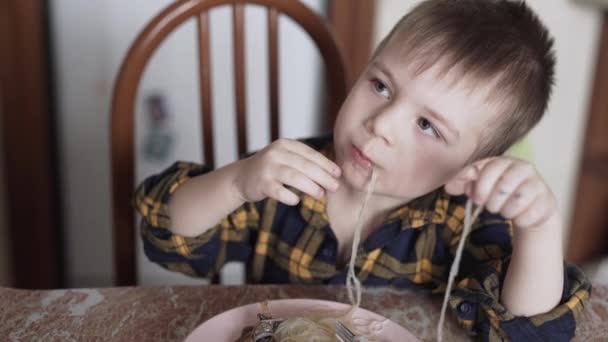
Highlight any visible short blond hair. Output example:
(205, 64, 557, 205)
(374, 0, 555, 159)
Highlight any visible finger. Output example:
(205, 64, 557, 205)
(282, 139, 341, 176)
(500, 178, 544, 219)
(282, 151, 340, 192)
(513, 193, 555, 229)
(485, 162, 536, 213)
(470, 157, 495, 170)
(277, 166, 325, 199)
(472, 158, 514, 206)
(265, 181, 300, 206)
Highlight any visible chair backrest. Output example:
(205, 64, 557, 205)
(110, 0, 350, 286)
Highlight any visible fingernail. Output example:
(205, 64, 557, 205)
(333, 167, 342, 176)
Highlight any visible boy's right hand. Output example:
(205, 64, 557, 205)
(233, 139, 342, 205)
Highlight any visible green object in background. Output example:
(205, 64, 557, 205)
(507, 137, 534, 162)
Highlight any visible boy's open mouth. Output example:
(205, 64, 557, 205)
(351, 144, 374, 170)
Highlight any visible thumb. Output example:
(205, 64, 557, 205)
(445, 165, 478, 196)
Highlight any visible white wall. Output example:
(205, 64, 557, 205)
(50, 0, 326, 287)
(373, 0, 602, 245)
(525, 1, 600, 244)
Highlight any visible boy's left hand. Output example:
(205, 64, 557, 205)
(445, 157, 559, 231)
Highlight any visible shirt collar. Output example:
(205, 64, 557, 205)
(299, 187, 450, 229)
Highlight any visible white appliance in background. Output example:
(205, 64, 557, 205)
(595, 259, 608, 285)
(50, 0, 328, 287)
(574, 0, 608, 8)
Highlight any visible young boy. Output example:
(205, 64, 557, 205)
(134, 0, 590, 340)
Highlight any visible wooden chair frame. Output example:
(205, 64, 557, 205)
(110, 0, 349, 285)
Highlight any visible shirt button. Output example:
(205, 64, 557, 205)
(458, 302, 472, 315)
(321, 248, 332, 258)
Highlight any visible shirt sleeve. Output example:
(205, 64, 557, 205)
(443, 204, 591, 341)
(133, 161, 261, 278)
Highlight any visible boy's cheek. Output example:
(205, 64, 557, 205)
(386, 154, 461, 197)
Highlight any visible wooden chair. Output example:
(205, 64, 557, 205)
(110, 0, 350, 286)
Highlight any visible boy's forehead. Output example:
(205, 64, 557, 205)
(378, 32, 503, 92)
(376, 49, 501, 111)
(378, 39, 481, 90)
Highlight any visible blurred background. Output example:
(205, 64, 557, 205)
(1, 0, 607, 289)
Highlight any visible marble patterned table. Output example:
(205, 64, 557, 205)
(1, 284, 606, 341)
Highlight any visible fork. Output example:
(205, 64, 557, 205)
(335, 320, 367, 342)
(253, 317, 285, 342)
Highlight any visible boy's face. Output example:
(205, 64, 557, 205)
(333, 38, 500, 204)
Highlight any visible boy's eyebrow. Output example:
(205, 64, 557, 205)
(372, 61, 397, 89)
(424, 106, 460, 140)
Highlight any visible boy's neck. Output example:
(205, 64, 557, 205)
(325, 175, 412, 263)
(329, 174, 412, 222)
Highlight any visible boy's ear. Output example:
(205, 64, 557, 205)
(445, 165, 479, 197)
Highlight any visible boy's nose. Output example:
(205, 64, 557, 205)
(365, 110, 396, 146)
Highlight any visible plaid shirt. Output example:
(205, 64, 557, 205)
(134, 136, 590, 341)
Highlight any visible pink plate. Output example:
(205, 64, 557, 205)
(185, 298, 419, 341)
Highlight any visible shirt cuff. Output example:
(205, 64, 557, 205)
(449, 260, 591, 341)
(141, 220, 223, 276)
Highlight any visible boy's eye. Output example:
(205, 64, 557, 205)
(417, 117, 441, 139)
(371, 78, 391, 99)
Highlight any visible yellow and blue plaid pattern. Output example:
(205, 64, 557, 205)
(134, 136, 590, 341)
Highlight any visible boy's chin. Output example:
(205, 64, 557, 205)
(341, 163, 374, 192)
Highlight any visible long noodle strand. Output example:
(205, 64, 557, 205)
(437, 199, 483, 342)
(346, 168, 378, 313)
